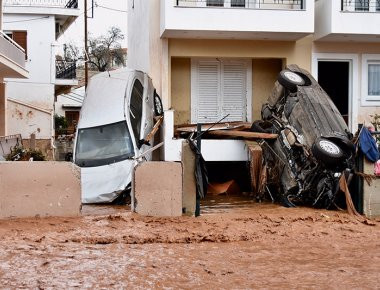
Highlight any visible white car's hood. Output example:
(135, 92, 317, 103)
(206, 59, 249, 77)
(81, 159, 134, 204)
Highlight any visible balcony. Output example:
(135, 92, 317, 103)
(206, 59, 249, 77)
(161, 0, 314, 40)
(55, 60, 78, 96)
(0, 31, 28, 78)
(315, 0, 380, 42)
(3, 0, 78, 9)
(56, 60, 76, 79)
(3, 0, 80, 39)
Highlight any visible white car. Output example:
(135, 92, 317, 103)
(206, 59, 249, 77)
(73, 68, 163, 203)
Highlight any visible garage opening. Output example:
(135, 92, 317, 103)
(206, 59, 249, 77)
(317, 61, 350, 125)
(201, 161, 255, 214)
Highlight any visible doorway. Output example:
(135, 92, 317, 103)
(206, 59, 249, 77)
(317, 61, 350, 125)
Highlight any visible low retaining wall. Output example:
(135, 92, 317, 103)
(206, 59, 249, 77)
(0, 161, 81, 219)
(363, 159, 380, 218)
(133, 161, 182, 217)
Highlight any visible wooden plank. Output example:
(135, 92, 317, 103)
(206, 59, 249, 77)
(207, 130, 278, 140)
(145, 116, 163, 143)
(176, 122, 250, 133)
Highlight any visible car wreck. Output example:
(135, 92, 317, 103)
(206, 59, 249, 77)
(257, 65, 355, 208)
(73, 69, 163, 204)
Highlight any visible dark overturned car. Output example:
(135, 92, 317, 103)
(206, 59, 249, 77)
(256, 65, 355, 208)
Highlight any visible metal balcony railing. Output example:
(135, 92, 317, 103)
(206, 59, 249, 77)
(56, 60, 76, 79)
(341, 0, 380, 12)
(0, 31, 26, 68)
(4, 0, 78, 8)
(175, 0, 305, 10)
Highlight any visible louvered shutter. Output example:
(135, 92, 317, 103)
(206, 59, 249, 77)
(221, 62, 247, 122)
(191, 59, 250, 123)
(195, 61, 221, 123)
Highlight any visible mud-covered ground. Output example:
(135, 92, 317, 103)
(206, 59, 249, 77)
(0, 196, 379, 289)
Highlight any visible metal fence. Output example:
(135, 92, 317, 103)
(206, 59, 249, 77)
(0, 134, 22, 158)
(56, 60, 77, 79)
(175, 0, 305, 9)
(4, 0, 78, 8)
(341, 0, 380, 12)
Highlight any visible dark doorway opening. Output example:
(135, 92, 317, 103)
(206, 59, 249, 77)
(318, 61, 350, 125)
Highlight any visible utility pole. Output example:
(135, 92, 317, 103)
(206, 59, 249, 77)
(84, 0, 88, 89)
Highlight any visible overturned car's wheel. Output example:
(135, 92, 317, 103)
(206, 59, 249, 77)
(154, 91, 163, 116)
(278, 70, 305, 92)
(312, 137, 344, 167)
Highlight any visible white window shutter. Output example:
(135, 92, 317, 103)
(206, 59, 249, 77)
(195, 61, 221, 123)
(221, 62, 247, 122)
(191, 59, 250, 124)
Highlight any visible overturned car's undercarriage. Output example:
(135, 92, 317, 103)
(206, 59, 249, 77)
(256, 65, 355, 208)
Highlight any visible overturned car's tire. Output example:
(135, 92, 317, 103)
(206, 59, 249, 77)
(312, 137, 344, 167)
(278, 70, 305, 92)
(250, 120, 274, 134)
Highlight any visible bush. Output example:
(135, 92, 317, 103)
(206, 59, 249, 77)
(54, 114, 68, 135)
(6, 145, 46, 161)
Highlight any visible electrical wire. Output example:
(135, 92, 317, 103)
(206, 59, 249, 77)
(94, 3, 127, 13)
(3, 16, 50, 23)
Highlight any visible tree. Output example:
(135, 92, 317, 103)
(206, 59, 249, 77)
(62, 26, 126, 72)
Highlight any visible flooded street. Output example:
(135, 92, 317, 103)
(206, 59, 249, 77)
(0, 198, 380, 288)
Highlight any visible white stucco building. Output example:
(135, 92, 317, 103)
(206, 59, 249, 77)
(3, 0, 80, 158)
(0, 0, 28, 138)
(127, 0, 380, 162)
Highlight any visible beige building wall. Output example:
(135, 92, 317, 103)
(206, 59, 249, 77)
(313, 42, 380, 126)
(169, 37, 311, 125)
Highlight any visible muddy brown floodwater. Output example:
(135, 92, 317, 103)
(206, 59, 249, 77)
(0, 195, 380, 289)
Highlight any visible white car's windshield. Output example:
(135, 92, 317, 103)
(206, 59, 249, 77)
(75, 121, 134, 167)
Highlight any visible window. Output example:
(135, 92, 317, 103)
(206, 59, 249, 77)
(205, 0, 246, 7)
(362, 55, 380, 106)
(129, 79, 144, 142)
(5, 31, 27, 59)
(231, 0, 245, 7)
(368, 64, 380, 96)
(75, 121, 134, 167)
(377, 0, 380, 11)
(207, 0, 224, 6)
(355, 0, 369, 11)
(191, 59, 251, 123)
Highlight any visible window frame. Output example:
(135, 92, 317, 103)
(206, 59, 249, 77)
(190, 58, 252, 124)
(362, 54, 380, 106)
(128, 78, 144, 144)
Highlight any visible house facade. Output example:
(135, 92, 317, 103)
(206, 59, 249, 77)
(127, 0, 380, 161)
(0, 0, 28, 137)
(314, 0, 380, 132)
(2, 0, 80, 158)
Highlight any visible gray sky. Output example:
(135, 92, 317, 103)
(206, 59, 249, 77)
(58, 0, 128, 51)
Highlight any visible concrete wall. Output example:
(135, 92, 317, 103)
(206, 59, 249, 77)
(127, 0, 168, 103)
(171, 58, 191, 125)
(161, 0, 314, 38)
(133, 161, 182, 217)
(252, 59, 282, 120)
(363, 159, 380, 218)
(0, 161, 81, 219)
(315, 0, 380, 41)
